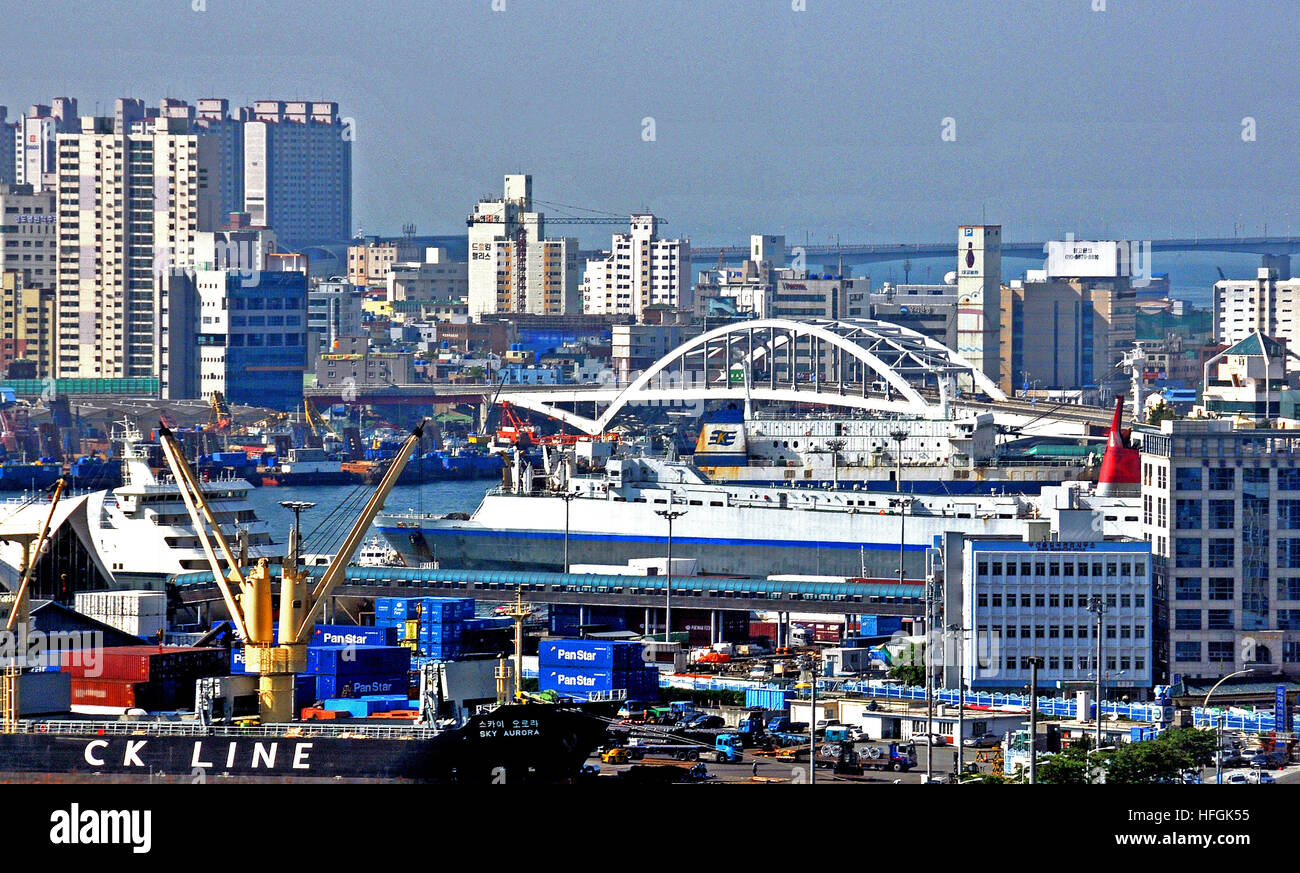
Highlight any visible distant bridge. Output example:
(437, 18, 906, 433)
(498, 317, 1119, 437)
(693, 235, 1300, 265)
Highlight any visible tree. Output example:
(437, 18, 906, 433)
(888, 642, 925, 687)
(1037, 742, 1093, 785)
(1147, 399, 1176, 426)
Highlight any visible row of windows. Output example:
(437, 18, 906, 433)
(977, 591, 1146, 609)
(994, 655, 1145, 672)
(978, 623, 1147, 640)
(976, 560, 1146, 578)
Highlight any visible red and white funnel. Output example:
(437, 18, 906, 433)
(1096, 395, 1140, 497)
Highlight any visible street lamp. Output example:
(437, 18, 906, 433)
(655, 507, 687, 642)
(1026, 656, 1044, 785)
(1204, 668, 1254, 785)
(947, 623, 970, 775)
(557, 489, 578, 574)
(279, 501, 316, 570)
(1086, 595, 1106, 754)
(890, 429, 908, 586)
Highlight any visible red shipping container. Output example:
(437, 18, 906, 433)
(62, 646, 226, 682)
(70, 679, 141, 708)
(750, 622, 778, 641)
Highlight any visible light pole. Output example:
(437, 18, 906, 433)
(557, 489, 578, 574)
(279, 501, 315, 570)
(1086, 595, 1106, 755)
(1204, 668, 1254, 785)
(947, 623, 969, 776)
(890, 429, 908, 586)
(1027, 656, 1044, 785)
(655, 508, 686, 642)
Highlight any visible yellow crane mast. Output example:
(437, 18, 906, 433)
(157, 419, 427, 722)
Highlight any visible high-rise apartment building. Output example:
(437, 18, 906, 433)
(1214, 268, 1300, 373)
(55, 115, 222, 379)
(582, 214, 690, 319)
(243, 101, 352, 247)
(14, 99, 77, 191)
(467, 175, 580, 317)
(1, 271, 56, 377)
(0, 183, 57, 294)
(0, 108, 15, 186)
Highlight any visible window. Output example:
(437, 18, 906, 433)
(1034, 593, 1045, 607)
(1208, 641, 1234, 663)
(1020, 593, 1031, 608)
(1279, 468, 1300, 490)
(1064, 625, 1074, 638)
(1175, 466, 1202, 491)
(1208, 468, 1234, 490)
(1207, 610, 1234, 630)
(990, 593, 1002, 607)
(1175, 538, 1202, 568)
(1208, 500, 1235, 529)
(1280, 539, 1300, 570)
(1208, 577, 1235, 601)
(1280, 500, 1300, 530)
(1174, 609, 1202, 630)
(1175, 499, 1202, 529)
(1278, 578, 1300, 601)
(977, 592, 988, 607)
(1285, 641, 1300, 663)
(1174, 642, 1202, 662)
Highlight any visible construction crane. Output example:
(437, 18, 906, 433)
(157, 419, 427, 722)
(495, 401, 539, 448)
(209, 391, 233, 430)
(304, 399, 341, 442)
(1, 478, 65, 732)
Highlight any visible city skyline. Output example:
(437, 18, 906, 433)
(2, 0, 1296, 247)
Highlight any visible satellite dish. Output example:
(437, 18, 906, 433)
(943, 271, 957, 285)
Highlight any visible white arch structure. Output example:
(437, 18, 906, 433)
(500, 317, 1007, 434)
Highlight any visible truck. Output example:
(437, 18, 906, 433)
(817, 742, 916, 773)
(712, 734, 744, 763)
(621, 760, 712, 783)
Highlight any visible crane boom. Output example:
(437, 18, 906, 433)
(157, 422, 251, 641)
(295, 420, 426, 641)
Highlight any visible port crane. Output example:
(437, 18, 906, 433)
(1, 478, 66, 732)
(303, 399, 342, 443)
(157, 419, 427, 722)
(209, 391, 233, 431)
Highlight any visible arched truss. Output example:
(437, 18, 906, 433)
(501, 318, 1007, 434)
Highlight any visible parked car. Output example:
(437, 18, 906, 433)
(1215, 749, 1245, 768)
(962, 732, 1002, 749)
(1225, 773, 1250, 785)
(1180, 771, 1203, 784)
(911, 732, 950, 746)
(1247, 770, 1276, 784)
(1248, 754, 1270, 770)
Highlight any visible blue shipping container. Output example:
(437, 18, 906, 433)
(312, 625, 398, 647)
(857, 615, 903, 637)
(295, 674, 318, 706)
(316, 673, 408, 699)
(305, 645, 411, 677)
(539, 667, 644, 695)
(539, 639, 643, 670)
(745, 688, 789, 711)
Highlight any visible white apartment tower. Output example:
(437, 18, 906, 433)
(55, 115, 221, 379)
(956, 225, 1001, 385)
(583, 214, 691, 319)
(14, 99, 77, 191)
(1214, 268, 1300, 373)
(466, 174, 580, 317)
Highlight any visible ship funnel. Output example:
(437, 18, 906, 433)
(1096, 394, 1140, 497)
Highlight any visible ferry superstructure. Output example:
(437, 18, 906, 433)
(376, 401, 1142, 578)
(84, 424, 286, 588)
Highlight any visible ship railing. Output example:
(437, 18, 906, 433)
(18, 720, 442, 740)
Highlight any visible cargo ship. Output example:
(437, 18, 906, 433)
(376, 400, 1142, 578)
(0, 702, 611, 783)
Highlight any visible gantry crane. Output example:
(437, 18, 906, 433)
(157, 419, 427, 722)
(1, 478, 66, 732)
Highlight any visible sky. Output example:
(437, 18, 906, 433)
(2, 0, 1297, 248)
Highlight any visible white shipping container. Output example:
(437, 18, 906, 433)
(75, 590, 166, 639)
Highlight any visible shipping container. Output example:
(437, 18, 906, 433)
(539, 639, 644, 671)
(745, 687, 790, 711)
(315, 672, 409, 699)
(18, 671, 71, 715)
(61, 646, 227, 683)
(304, 645, 410, 677)
(855, 615, 903, 637)
(74, 590, 166, 640)
(311, 625, 399, 647)
(539, 666, 648, 695)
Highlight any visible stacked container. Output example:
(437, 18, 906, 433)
(63, 646, 229, 712)
(374, 596, 473, 660)
(537, 639, 658, 700)
(74, 591, 167, 640)
(303, 645, 411, 700)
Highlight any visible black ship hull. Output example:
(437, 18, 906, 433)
(0, 703, 611, 784)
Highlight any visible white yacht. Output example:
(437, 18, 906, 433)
(85, 423, 286, 588)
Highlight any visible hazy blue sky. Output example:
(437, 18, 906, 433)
(3, 0, 1296, 247)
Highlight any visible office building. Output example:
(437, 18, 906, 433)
(243, 101, 352, 247)
(582, 214, 690, 319)
(386, 248, 468, 303)
(0, 184, 57, 294)
(307, 278, 365, 360)
(55, 115, 222, 379)
(611, 318, 703, 383)
(14, 99, 77, 191)
(959, 533, 1153, 697)
(768, 268, 863, 320)
(1142, 417, 1300, 682)
(161, 268, 307, 409)
(466, 175, 580, 317)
